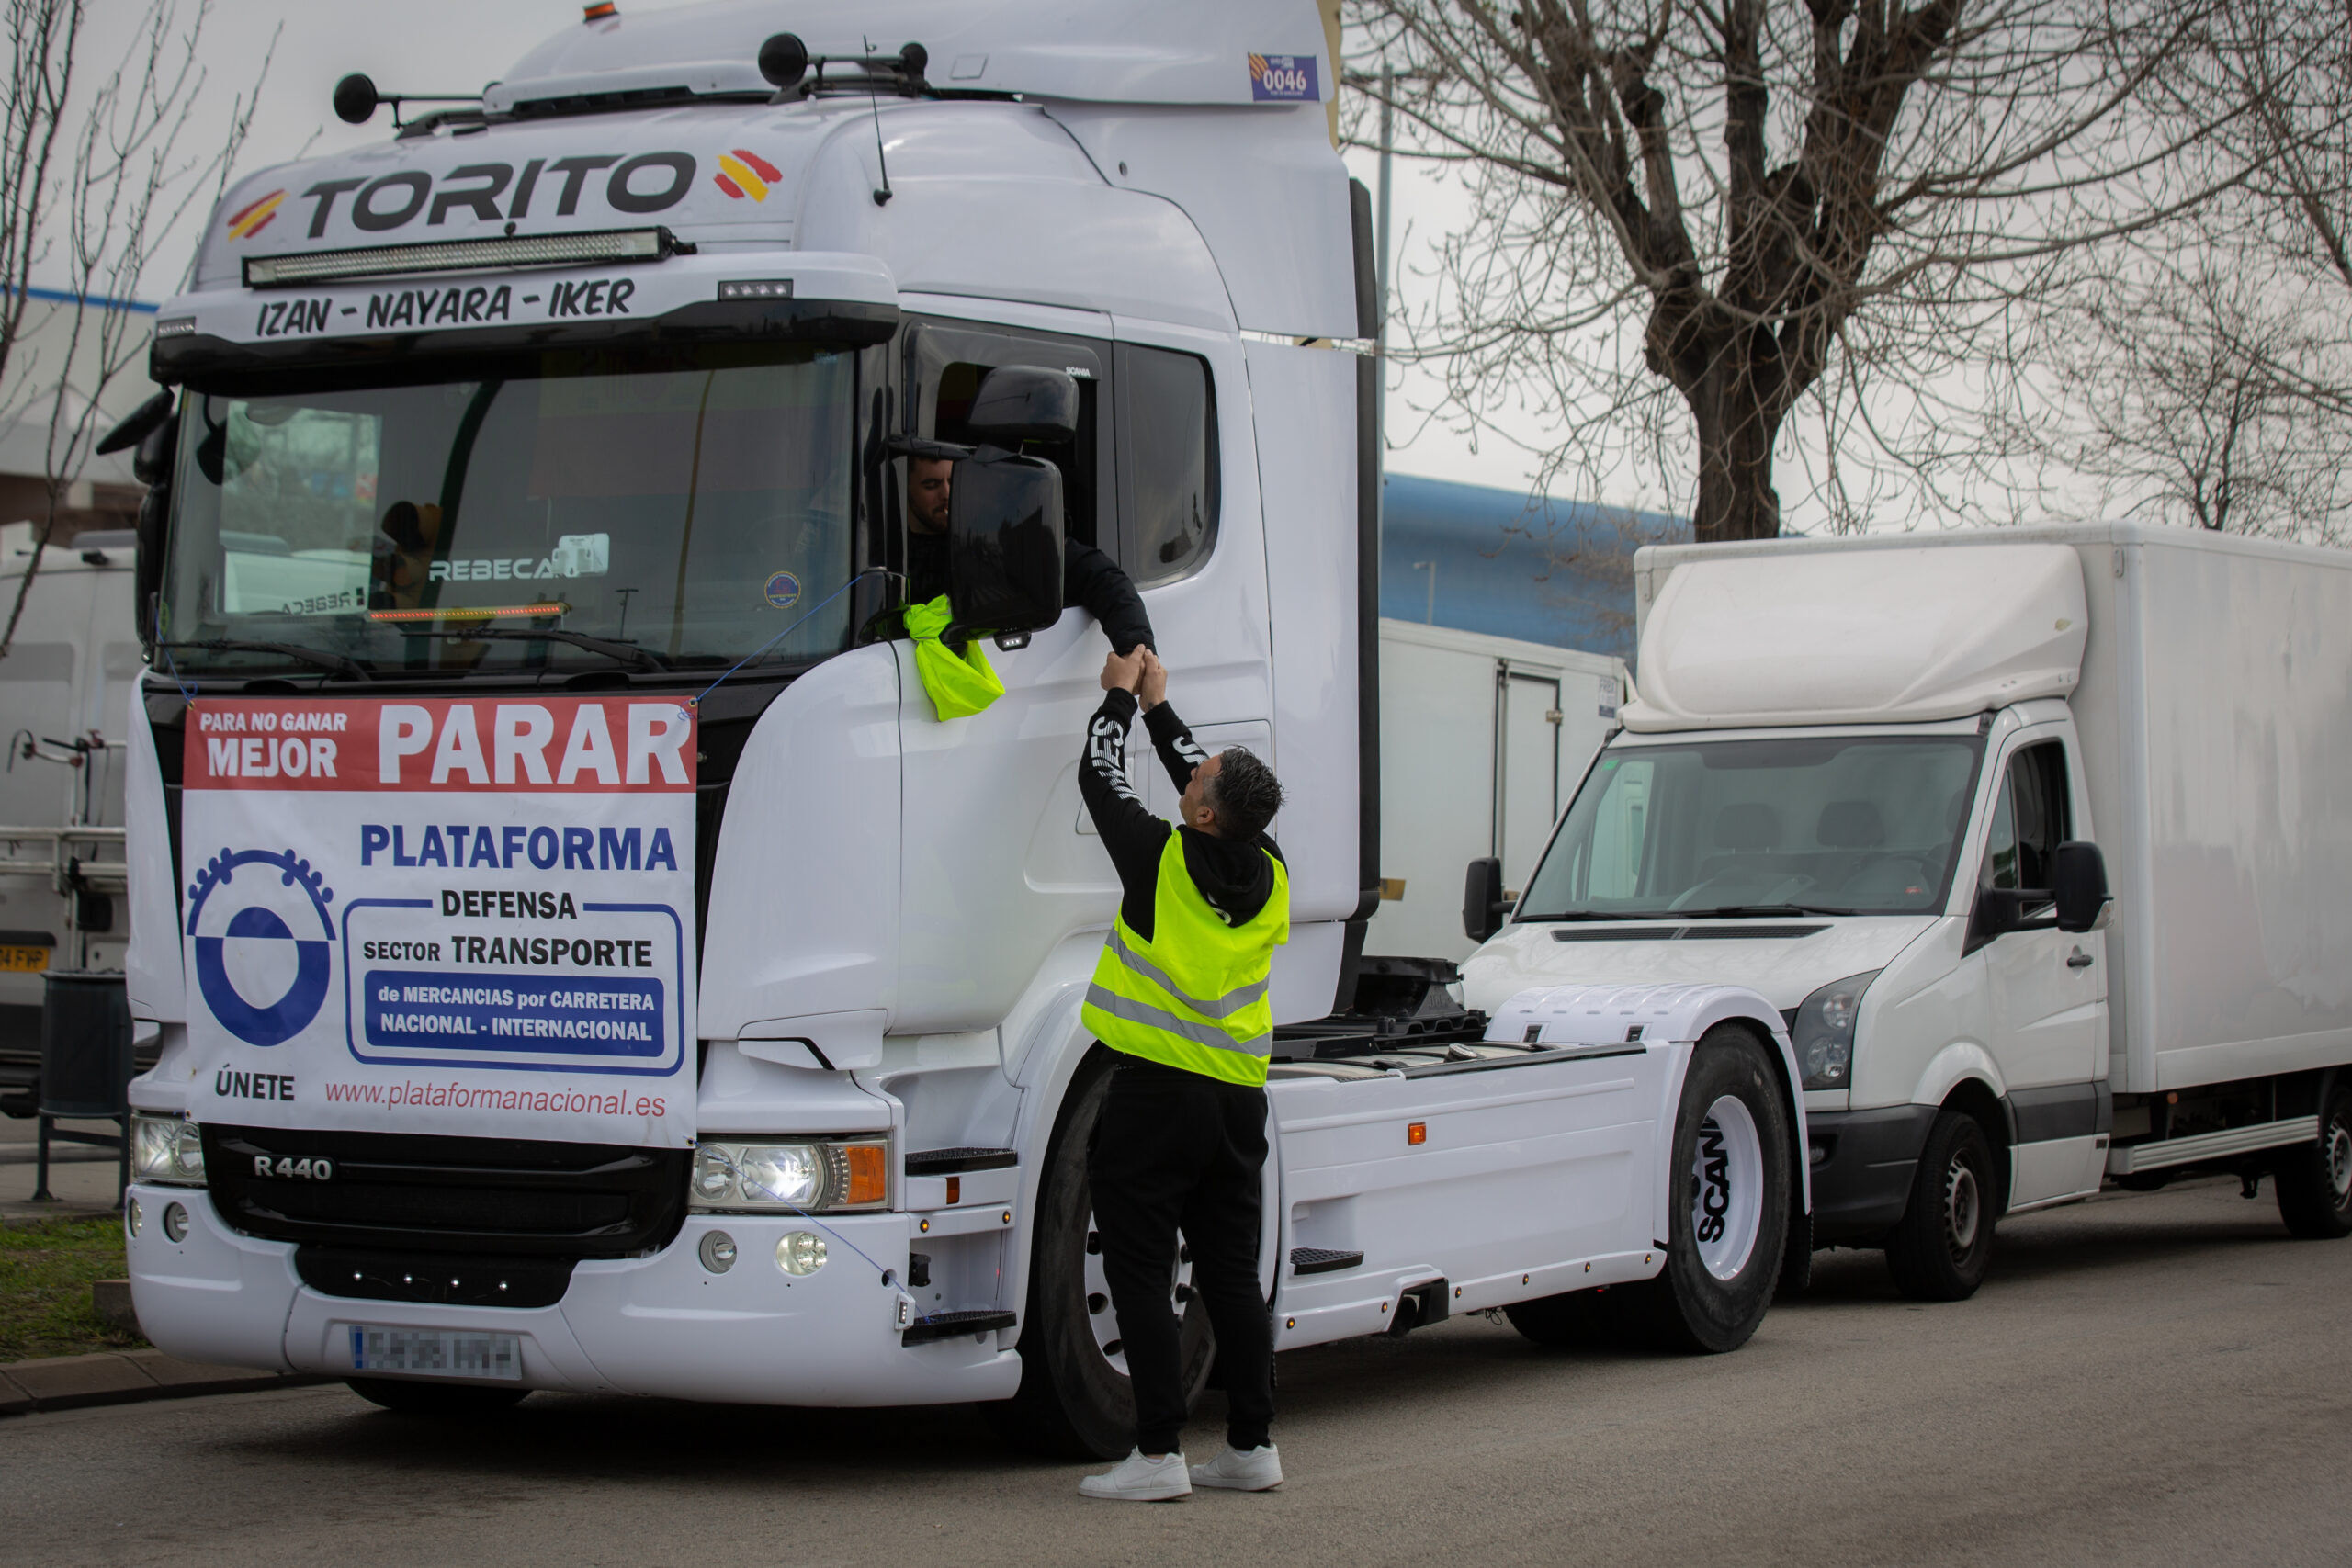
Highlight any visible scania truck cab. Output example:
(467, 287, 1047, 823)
(117, 0, 1810, 1453)
(1464, 527, 2352, 1302)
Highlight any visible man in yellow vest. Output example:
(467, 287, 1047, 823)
(1075, 644, 1289, 1501)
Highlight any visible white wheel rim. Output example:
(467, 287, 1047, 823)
(1691, 1095, 1764, 1280)
(2327, 1121, 2351, 1201)
(1080, 1209, 1191, 1377)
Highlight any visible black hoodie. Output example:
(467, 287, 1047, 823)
(1077, 688, 1283, 942)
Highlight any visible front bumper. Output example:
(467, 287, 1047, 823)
(124, 1186, 1022, 1407)
(1805, 1103, 1939, 1246)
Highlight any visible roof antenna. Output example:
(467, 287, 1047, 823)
(865, 37, 894, 206)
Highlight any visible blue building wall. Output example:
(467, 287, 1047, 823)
(1376, 473, 1686, 661)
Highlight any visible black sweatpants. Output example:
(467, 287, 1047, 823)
(1087, 1056, 1274, 1457)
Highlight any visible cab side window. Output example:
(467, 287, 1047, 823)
(1982, 741, 2070, 893)
(1114, 344, 1217, 585)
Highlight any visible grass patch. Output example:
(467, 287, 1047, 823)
(0, 1213, 146, 1361)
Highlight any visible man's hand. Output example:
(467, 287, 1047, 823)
(1136, 648, 1168, 711)
(1101, 646, 1146, 694)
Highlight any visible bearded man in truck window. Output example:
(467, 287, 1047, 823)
(905, 453, 1155, 656)
(1073, 645, 1289, 1501)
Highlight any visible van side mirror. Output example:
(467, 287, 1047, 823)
(966, 366, 1079, 444)
(1463, 856, 1509, 943)
(946, 447, 1065, 634)
(2052, 840, 2109, 933)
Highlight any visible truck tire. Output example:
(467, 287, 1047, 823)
(1510, 1023, 1792, 1354)
(345, 1378, 527, 1416)
(2274, 1080, 2352, 1239)
(1883, 1109, 1997, 1301)
(982, 1054, 1214, 1461)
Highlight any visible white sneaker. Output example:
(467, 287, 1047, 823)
(1189, 1443, 1283, 1491)
(1079, 1449, 1192, 1502)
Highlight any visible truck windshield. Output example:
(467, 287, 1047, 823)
(1517, 734, 1986, 920)
(158, 342, 856, 676)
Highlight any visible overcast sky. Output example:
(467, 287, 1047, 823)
(45, 0, 1625, 510)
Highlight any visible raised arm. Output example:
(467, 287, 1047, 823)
(1078, 650, 1171, 922)
(1064, 537, 1155, 654)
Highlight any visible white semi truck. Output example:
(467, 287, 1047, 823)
(1464, 524, 2352, 1303)
(113, 0, 1808, 1453)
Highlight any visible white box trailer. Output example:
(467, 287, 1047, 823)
(0, 525, 138, 1107)
(1464, 521, 2352, 1302)
(113, 0, 1809, 1452)
(1366, 618, 1624, 964)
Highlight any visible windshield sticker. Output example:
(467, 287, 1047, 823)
(431, 535, 609, 583)
(763, 570, 801, 609)
(180, 696, 696, 1146)
(1249, 53, 1318, 102)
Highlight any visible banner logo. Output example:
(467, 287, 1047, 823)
(187, 848, 336, 1047)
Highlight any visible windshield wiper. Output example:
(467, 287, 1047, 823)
(1522, 911, 1690, 922)
(413, 626, 671, 671)
(159, 638, 370, 682)
(1679, 904, 1859, 919)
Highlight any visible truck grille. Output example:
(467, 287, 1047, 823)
(203, 1124, 688, 1258)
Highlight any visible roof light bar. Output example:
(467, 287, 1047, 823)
(243, 227, 674, 289)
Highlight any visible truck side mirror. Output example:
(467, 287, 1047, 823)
(1463, 856, 1509, 943)
(946, 448, 1065, 635)
(2052, 840, 2109, 933)
(130, 409, 175, 658)
(966, 366, 1079, 444)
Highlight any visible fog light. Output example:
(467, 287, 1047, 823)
(163, 1201, 189, 1243)
(698, 1230, 738, 1272)
(125, 1197, 142, 1236)
(777, 1230, 827, 1276)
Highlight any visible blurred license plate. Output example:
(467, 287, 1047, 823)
(347, 1326, 520, 1380)
(0, 945, 50, 972)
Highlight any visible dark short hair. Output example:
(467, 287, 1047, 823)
(1206, 747, 1283, 840)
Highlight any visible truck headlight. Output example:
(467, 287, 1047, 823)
(131, 1112, 207, 1187)
(1793, 970, 1880, 1090)
(688, 1139, 888, 1213)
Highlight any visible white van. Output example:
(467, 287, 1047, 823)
(1464, 523, 2352, 1299)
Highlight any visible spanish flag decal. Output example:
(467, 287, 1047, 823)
(226, 189, 287, 240)
(714, 149, 783, 202)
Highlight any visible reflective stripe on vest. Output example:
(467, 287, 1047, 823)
(1080, 833, 1289, 1088)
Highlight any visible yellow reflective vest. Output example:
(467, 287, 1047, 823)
(903, 595, 1002, 720)
(1081, 834, 1290, 1087)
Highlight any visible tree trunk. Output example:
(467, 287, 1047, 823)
(1685, 355, 1784, 543)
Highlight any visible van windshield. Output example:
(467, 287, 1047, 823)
(158, 341, 857, 676)
(1517, 734, 1986, 920)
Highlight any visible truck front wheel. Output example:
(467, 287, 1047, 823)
(983, 1054, 1214, 1461)
(2273, 1080, 2352, 1239)
(1883, 1109, 1997, 1301)
(1509, 1021, 1792, 1354)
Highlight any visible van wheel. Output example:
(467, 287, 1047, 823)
(2274, 1081, 2352, 1239)
(982, 1054, 1214, 1461)
(1527, 1022, 1791, 1355)
(345, 1378, 527, 1416)
(1884, 1110, 1997, 1301)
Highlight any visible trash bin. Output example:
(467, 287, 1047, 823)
(40, 970, 132, 1117)
(32, 970, 131, 1203)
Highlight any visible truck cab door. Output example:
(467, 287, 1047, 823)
(1967, 732, 2108, 1206)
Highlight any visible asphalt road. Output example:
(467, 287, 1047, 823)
(5, 1175, 2346, 1568)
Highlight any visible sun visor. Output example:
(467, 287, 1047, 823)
(1621, 543, 2088, 731)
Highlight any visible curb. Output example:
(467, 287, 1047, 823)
(0, 1350, 325, 1416)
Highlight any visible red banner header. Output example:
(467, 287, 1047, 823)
(183, 697, 697, 794)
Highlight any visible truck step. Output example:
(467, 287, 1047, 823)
(1289, 1247, 1364, 1276)
(904, 1147, 1019, 1175)
(901, 1309, 1016, 1346)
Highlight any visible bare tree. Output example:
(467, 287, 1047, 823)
(1349, 0, 2245, 541)
(0, 0, 273, 656)
(1999, 0, 2352, 542)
